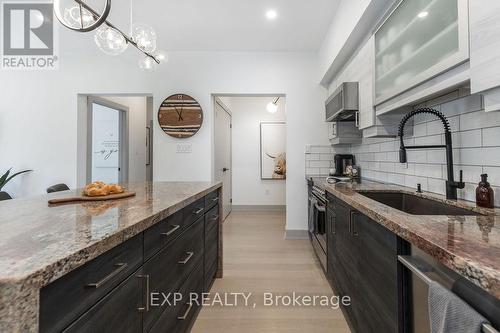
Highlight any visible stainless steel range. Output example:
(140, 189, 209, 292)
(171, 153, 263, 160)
(307, 181, 328, 271)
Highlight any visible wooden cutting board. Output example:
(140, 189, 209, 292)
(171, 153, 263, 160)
(48, 192, 136, 205)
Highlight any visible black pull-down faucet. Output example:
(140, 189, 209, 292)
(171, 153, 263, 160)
(398, 108, 465, 200)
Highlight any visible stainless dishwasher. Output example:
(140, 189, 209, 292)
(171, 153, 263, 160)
(399, 246, 500, 333)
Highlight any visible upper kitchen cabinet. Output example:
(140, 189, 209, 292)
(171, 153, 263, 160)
(470, 0, 500, 95)
(374, 0, 469, 107)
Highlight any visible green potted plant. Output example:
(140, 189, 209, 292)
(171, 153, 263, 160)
(0, 168, 33, 200)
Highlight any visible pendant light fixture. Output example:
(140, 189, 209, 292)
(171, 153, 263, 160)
(266, 97, 280, 114)
(53, 0, 167, 70)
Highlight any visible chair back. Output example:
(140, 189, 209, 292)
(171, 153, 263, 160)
(47, 183, 70, 193)
(0, 191, 12, 201)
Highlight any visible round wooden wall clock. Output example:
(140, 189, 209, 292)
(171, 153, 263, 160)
(158, 94, 203, 138)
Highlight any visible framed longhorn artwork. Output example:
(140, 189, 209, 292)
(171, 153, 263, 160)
(158, 94, 203, 138)
(260, 122, 286, 180)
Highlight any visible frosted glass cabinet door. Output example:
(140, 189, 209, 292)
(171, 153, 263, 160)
(374, 0, 469, 105)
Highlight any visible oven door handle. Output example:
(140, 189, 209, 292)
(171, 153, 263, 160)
(314, 202, 326, 212)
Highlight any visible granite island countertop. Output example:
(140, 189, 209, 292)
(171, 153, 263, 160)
(0, 181, 221, 332)
(309, 177, 500, 299)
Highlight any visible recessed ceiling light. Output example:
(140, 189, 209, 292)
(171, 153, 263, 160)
(417, 11, 429, 19)
(266, 10, 278, 20)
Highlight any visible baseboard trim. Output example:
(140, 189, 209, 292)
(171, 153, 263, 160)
(284, 229, 309, 240)
(231, 205, 286, 212)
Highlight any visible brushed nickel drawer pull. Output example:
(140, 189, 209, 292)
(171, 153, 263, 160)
(178, 251, 194, 264)
(211, 215, 219, 221)
(137, 274, 150, 312)
(85, 263, 128, 289)
(177, 303, 193, 320)
(194, 207, 204, 215)
(211, 197, 219, 202)
(161, 224, 180, 237)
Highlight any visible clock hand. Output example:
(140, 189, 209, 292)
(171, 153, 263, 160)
(179, 105, 184, 121)
(174, 106, 182, 121)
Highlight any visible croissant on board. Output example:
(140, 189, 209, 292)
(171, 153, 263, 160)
(83, 182, 125, 197)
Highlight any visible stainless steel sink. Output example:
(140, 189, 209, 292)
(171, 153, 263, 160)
(357, 191, 483, 216)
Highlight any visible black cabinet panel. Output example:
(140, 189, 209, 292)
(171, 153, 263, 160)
(149, 263, 204, 333)
(355, 211, 399, 333)
(40, 234, 143, 333)
(41, 190, 221, 333)
(205, 190, 220, 211)
(144, 209, 185, 261)
(142, 217, 204, 332)
(63, 269, 144, 333)
(325, 195, 401, 333)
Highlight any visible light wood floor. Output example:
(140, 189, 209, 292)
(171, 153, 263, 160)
(191, 211, 350, 333)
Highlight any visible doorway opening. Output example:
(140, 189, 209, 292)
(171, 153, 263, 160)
(77, 94, 154, 187)
(212, 94, 287, 221)
(88, 97, 128, 184)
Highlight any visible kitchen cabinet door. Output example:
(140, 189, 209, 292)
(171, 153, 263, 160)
(374, 0, 469, 105)
(332, 200, 360, 332)
(354, 211, 399, 333)
(470, 0, 500, 94)
(63, 269, 144, 333)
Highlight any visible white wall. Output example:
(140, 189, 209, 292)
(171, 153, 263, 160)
(0, 31, 329, 233)
(317, 0, 371, 81)
(152, 52, 330, 231)
(220, 96, 286, 206)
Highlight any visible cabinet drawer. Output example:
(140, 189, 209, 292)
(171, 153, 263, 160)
(144, 209, 185, 261)
(40, 234, 143, 333)
(143, 218, 204, 332)
(205, 259, 218, 291)
(205, 190, 220, 210)
(204, 205, 219, 236)
(150, 263, 204, 333)
(185, 197, 206, 226)
(63, 269, 144, 333)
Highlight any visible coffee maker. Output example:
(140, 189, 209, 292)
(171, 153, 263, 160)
(333, 154, 355, 177)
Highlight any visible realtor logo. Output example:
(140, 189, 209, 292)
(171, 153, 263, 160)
(1, 1, 58, 70)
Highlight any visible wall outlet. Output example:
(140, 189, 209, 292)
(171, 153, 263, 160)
(176, 143, 192, 153)
(305, 145, 312, 153)
(265, 189, 270, 195)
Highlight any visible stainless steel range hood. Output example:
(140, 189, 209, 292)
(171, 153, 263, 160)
(325, 82, 359, 122)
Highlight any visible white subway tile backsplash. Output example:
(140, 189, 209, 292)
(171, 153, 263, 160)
(483, 166, 500, 186)
(317, 95, 498, 206)
(309, 160, 331, 168)
(310, 146, 333, 154)
(441, 94, 483, 116)
(482, 127, 500, 147)
(414, 123, 427, 137)
(460, 110, 500, 131)
(415, 134, 443, 146)
(415, 163, 442, 178)
(453, 129, 482, 148)
(305, 154, 320, 160)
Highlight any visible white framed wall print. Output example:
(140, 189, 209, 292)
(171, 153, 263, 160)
(260, 122, 286, 180)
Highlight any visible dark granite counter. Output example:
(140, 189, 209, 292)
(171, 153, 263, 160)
(0, 181, 221, 331)
(309, 177, 500, 299)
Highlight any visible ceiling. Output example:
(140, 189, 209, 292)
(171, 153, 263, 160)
(101, 0, 340, 52)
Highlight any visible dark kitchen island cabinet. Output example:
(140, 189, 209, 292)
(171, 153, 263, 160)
(39, 187, 222, 333)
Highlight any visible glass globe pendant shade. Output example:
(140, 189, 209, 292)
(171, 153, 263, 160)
(53, 0, 110, 32)
(154, 50, 168, 63)
(139, 56, 158, 72)
(266, 102, 278, 114)
(63, 6, 96, 30)
(94, 25, 128, 56)
(132, 23, 157, 53)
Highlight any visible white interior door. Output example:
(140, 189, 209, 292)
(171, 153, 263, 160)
(214, 101, 232, 219)
(89, 100, 128, 184)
